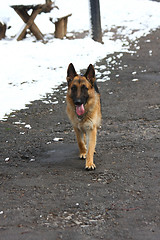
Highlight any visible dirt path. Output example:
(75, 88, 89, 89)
(0, 29, 160, 240)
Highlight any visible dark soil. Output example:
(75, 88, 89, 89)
(0, 29, 160, 240)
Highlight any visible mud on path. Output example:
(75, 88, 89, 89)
(0, 29, 160, 240)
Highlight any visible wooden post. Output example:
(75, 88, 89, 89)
(89, 0, 103, 43)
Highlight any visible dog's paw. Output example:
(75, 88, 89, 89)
(79, 153, 86, 159)
(85, 163, 96, 170)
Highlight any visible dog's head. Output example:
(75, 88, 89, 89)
(66, 63, 96, 116)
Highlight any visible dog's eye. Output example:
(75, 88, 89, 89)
(81, 85, 88, 91)
(71, 85, 77, 91)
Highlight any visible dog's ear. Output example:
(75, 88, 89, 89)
(84, 64, 95, 85)
(67, 63, 77, 85)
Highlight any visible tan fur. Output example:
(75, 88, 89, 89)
(66, 64, 101, 170)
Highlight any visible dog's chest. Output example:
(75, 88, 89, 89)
(77, 117, 93, 132)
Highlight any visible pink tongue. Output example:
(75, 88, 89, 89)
(76, 104, 85, 116)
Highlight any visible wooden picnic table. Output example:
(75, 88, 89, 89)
(10, 2, 55, 41)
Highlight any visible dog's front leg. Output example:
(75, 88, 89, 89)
(74, 127, 87, 159)
(85, 127, 97, 170)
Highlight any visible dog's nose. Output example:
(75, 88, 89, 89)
(75, 99, 82, 106)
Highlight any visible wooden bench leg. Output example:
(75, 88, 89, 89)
(14, 8, 43, 41)
(17, 8, 42, 41)
(0, 22, 6, 40)
(63, 17, 68, 36)
(55, 16, 70, 39)
(55, 18, 65, 39)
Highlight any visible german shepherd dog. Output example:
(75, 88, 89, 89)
(66, 63, 101, 170)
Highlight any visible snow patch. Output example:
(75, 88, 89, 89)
(1, 0, 160, 119)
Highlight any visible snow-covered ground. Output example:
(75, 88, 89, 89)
(1, 0, 160, 119)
